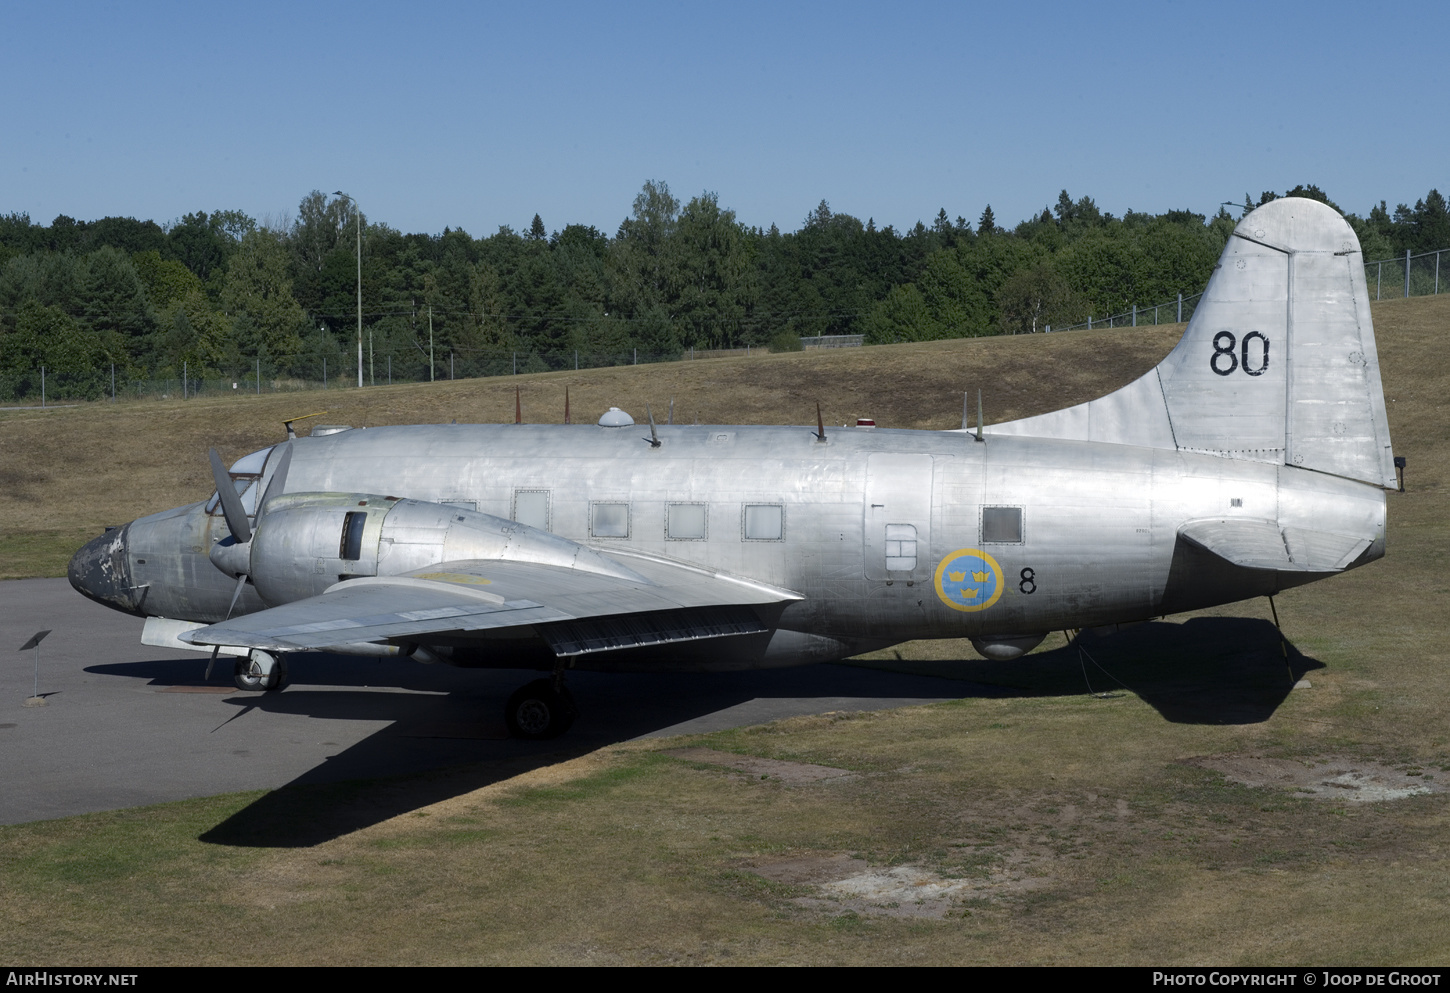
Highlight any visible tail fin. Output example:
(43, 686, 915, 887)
(991, 197, 1396, 489)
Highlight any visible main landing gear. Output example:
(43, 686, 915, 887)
(233, 649, 288, 692)
(504, 676, 577, 740)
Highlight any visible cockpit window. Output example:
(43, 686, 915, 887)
(205, 446, 276, 517)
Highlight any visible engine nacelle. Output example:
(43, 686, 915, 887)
(210, 492, 636, 608)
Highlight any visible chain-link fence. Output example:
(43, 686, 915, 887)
(1047, 292, 1205, 334)
(0, 345, 777, 407)
(1365, 249, 1446, 300)
(1041, 246, 1449, 335)
(5, 249, 1446, 406)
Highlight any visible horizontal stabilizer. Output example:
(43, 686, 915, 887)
(1179, 518, 1371, 573)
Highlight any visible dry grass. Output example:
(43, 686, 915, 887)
(2, 297, 1449, 964)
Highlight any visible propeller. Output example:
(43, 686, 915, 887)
(208, 443, 292, 620)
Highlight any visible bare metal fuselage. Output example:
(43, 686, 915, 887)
(112, 420, 1385, 668)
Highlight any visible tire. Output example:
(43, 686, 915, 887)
(233, 653, 287, 692)
(505, 679, 577, 740)
(264, 656, 289, 693)
(234, 656, 266, 692)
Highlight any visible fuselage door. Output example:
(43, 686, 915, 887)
(864, 453, 934, 581)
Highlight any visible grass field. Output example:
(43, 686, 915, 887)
(1, 297, 1448, 965)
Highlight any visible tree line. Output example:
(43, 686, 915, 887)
(1, 181, 1445, 399)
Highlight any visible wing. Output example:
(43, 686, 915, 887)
(181, 548, 801, 657)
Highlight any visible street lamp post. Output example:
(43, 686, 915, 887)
(333, 191, 363, 388)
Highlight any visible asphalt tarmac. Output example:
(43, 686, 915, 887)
(0, 578, 983, 827)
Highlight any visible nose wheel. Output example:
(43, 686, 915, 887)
(233, 650, 288, 692)
(505, 678, 577, 739)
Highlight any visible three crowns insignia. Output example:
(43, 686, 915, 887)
(946, 561, 993, 602)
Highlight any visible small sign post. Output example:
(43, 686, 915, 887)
(19, 630, 51, 706)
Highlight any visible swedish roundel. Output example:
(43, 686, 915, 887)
(933, 548, 1004, 613)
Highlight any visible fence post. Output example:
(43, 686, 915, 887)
(451, 352, 454, 380)
(633, 348, 637, 365)
(1132, 304, 1137, 327)
(111, 364, 115, 402)
(575, 350, 578, 370)
(256, 357, 260, 395)
(388, 355, 391, 385)
(41, 366, 45, 408)
(1405, 249, 1411, 298)
(1088, 315, 1093, 329)
(1437, 251, 1441, 295)
(1177, 293, 1182, 323)
(1377, 262, 1382, 300)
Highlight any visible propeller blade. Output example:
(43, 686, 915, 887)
(208, 448, 252, 544)
(257, 443, 293, 518)
(225, 573, 248, 620)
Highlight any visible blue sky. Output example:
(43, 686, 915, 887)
(4, 1, 1446, 236)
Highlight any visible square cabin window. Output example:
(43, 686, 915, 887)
(667, 503, 707, 540)
(514, 490, 550, 531)
(982, 506, 1023, 543)
(591, 502, 629, 538)
(743, 504, 784, 541)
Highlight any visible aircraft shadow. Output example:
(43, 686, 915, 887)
(173, 659, 982, 849)
(88, 615, 1314, 848)
(910, 616, 1323, 725)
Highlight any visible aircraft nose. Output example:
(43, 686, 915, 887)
(68, 525, 144, 616)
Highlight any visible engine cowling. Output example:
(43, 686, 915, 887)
(210, 492, 636, 608)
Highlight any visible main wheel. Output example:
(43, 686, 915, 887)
(505, 679, 577, 740)
(233, 652, 288, 692)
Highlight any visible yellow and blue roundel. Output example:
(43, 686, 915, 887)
(933, 548, 1005, 613)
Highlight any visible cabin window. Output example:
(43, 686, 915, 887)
(591, 502, 630, 538)
(743, 504, 784, 541)
(981, 506, 1023, 543)
(667, 503, 707, 540)
(884, 524, 918, 571)
(514, 490, 550, 531)
(340, 512, 367, 560)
